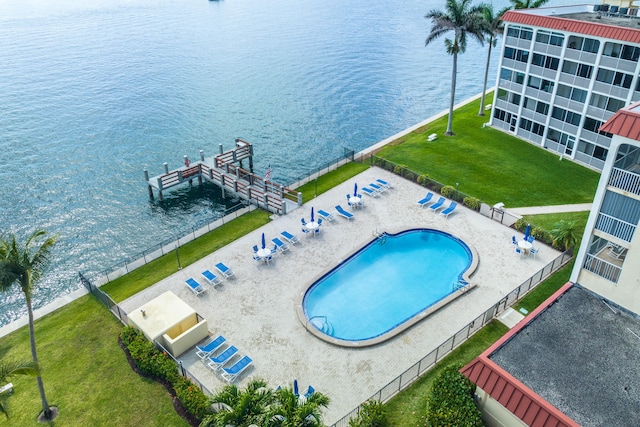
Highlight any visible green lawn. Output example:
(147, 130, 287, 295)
(522, 211, 590, 233)
(384, 320, 509, 426)
(376, 97, 600, 207)
(0, 296, 188, 427)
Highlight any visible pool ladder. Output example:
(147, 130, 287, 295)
(309, 316, 334, 335)
(372, 228, 386, 244)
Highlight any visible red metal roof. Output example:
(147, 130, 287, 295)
(502, 10, 640, 44)
(461, 282, 579, 427)
(600, 100, 640, 140)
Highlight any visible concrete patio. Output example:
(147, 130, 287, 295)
(120, 166, 562, 424)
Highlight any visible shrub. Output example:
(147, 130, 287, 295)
(417, 174, 431, 186)
(463, 196, 480, 211)
(348, 400, 387, 427)
(440, 185, 456, 198)
(514, 218, 527, 232)
(425, 365, 483, 427)
(173, 376, 211, 421)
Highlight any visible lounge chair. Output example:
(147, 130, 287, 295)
(215, 262, 236, 279)
(207, 345, 238, 371)
(201, 269, 222, 287)
(417, 192, 434, 207)
(317, 209, 335, 222)
(376, 178, 392, 189)
(185, 278, 206, 296)
(272, 237, 290, 254)
(221, 355, 253, 383)
(607, 243, 626, 260)
(281, 231, 299, 244)
(195, 335, 226, 359)
(428, 197, 446, 212)
(304, 385, 315, 399)
(441, 201, 457, 218)
(369, 183, 387, 193)
(335, 205, 354, 220)
(361, 187, 379, 198)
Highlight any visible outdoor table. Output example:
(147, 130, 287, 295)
(348, 196, 362, 208)
(518, 240, 533, 254)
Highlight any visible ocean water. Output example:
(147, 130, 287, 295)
(0, 0, 568, 326)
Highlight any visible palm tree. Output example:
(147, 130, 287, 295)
(267, 386, 329, 427)
(478, 4, 510, 116)
(0, 359, 39, 418)
(549, 220, 581, 253)
(0, 230, 57, 421)
(426, 0, 486, 135)
(200, 379, 273, 427)
(509, 0, 550, 9)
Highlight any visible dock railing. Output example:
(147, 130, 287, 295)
(329, 250, 573, 427)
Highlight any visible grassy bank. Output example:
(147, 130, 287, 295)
(0, 296, 188, 427)
(376, 96, 599, 207)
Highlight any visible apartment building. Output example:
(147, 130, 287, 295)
(491, 4, 640, 171)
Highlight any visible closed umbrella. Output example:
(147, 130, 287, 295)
(353, 183, 358, 197)
(524, 224, 531, 240)
(261, 232, 266, 249)
(310, 207, 314, 223)
(293, 378, 299, 397)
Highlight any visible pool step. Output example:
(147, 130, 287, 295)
(309, 316, 334, 336)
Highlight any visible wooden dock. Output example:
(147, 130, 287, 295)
(145, 139, 301, 215)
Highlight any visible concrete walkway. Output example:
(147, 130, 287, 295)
(507, 203, 592, 216)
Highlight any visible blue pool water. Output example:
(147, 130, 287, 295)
(303, 229, 473, 343)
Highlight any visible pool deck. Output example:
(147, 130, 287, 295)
(120, 166, 562, 425)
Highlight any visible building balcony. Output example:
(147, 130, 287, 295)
(595, 212, 637, 242)
(583, 253, 622, 283)
(608, 167, 640, 196)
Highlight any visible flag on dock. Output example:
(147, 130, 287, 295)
(265, 164, 272, 181)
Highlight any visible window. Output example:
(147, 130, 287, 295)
(596, 68, 633, 88)
(561, 60, 593, 78)
(556, 84, 587, 103)
(579, 140, 610, 161)
(604, 42, 640, 61)
(536, 30, 564, 47)
(504, 47, 529, 63)
(547, 129, 575, 154)
(523, 97, 549, 115)
(551, 107, 581, 126)
(500, 68, 512, 81)
(532, 53, 559, 70)
(507, 25, 533, 40)
(568, 36, 599, 53)
(498, 89, 521, 105)
(590, 94, 626, 112)
(520, 118, 545, 136)
(583, 117, 613, 137)
(527, 76, 554, 92)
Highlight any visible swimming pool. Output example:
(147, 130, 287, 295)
(298, 228, 478, 347)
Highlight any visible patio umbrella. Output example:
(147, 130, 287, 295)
(261, 232, 266, 249)
(524, 224, 531, 240)
(353, 182, 358, 197)
(293, 378, 299, 397)
(310, 207, 314, 222)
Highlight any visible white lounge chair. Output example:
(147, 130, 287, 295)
(361, 187, 380, 198)
(280, 231, 299, 244)
(185, 278, 206, 296)
(221, 355, 253, 383)
(428, 197, 446, 212)
(215, 262, 236, 279)
(195, 335, 226, 359)
(376, 178, 392, 189)
(272, 237, 290, 254)
(201, 270, 222, 287)
(335, 205, 354, 220)
(440, 201, 457, 218)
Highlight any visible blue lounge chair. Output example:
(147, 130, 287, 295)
(221, 355, 253, 383)
(441, 201, 457, 218)
(417, 192, 434, 207)
(185, 278, 206, 296)
(272, 237, 290, 254)
(207, 345, 238, 371)
(335, 205, 354, 220)
(428, 197, 446, 212)
(201, 269, 222, 287)
(361, 187, 379, 198)
(215, 262, 236, 279)
(195, 335, 226, 359)
(317, 209, 335, 222)
(304, 385, 315, 398)
(281, 231, 299, 244)
(376, 178, 392, 189)
(369, 183, 387, 193)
